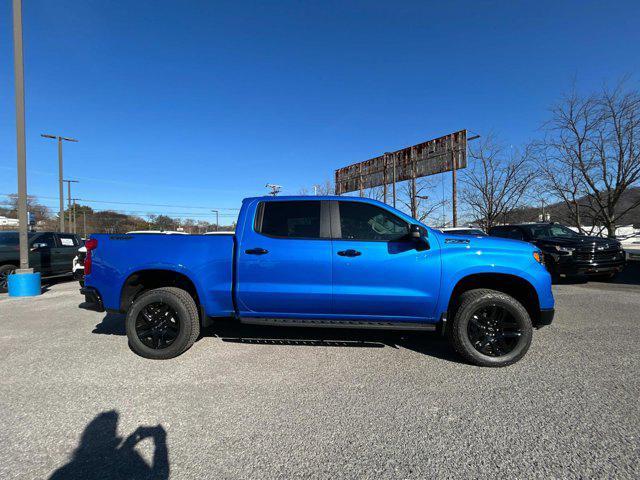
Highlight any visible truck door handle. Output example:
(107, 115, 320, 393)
(245, 248, 268, 255)
(337, 249, 361, 257)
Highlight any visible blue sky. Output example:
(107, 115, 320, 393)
(1, 0, 639, 224)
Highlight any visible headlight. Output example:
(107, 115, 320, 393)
(554, 245, 574, 254)
(533, 251, 544, 264)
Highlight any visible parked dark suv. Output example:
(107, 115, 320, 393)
(0, 231, 82, 292)
(488, 223, 626, 279)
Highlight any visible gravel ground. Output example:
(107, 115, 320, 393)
(0, 267, 639, 479)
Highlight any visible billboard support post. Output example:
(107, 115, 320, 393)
(451, 149, 458, 227)
(410, 146, 417, 218)
(391, 153, 396, 208)
(382, 154, 388, 204)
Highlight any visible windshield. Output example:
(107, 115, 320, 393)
(522, 224, 580, 239)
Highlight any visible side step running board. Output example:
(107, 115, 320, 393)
(239, 317, 437, 331)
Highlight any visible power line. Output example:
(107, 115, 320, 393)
(0, 193, 239, 211)
(0, 202, 237, 218)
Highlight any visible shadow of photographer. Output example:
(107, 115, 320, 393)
(49, 410, 169, 480)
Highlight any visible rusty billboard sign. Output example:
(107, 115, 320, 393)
(334, 129, 467, 195)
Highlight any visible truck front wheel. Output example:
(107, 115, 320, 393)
(126, 287, 200, 359)
(449, 289, 533, 367)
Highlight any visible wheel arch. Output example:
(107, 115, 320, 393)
(447, 273, 541, 325)
(120, 269, 205, 322)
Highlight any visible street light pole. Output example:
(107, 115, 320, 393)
(12, 0, 28, 271)
(41, 134, 78, 232)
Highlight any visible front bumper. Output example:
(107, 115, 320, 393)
(557, 261, 626, 275)
(548, 251, 626, 276)
(79, 286, 104, 312)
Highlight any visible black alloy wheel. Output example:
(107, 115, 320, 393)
(448, 288, 533, 367)
(126, 287, 200, 359)
(135, 302, 181, 349)
(467, 304, 522, 357)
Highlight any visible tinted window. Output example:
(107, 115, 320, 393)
(505, 228, 524, 240)
(57, 234, 79, 247)
(522, 224, 579, 239)
(0, 232, 19, 247)
(339, 202, 408, 241)
(34, 233, 56, 247)
(259, 201, 321, 239)
(490, 227, 523, 240)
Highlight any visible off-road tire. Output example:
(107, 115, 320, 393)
(448, 288, 533, 367)
(126, 287, 200, 359)
(0, 264, 17, 293)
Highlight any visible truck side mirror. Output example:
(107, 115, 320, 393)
(410, 224, 429, 251)
(30, 242, 47, 251)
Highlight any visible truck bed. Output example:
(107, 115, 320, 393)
(89, 234, 235, 316)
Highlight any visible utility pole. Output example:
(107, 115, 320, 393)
(41, 134, 78, 232)
(83, 211, 87, 238)
(72, 198, 77, 234)
(265, 184, 282, 196)
(12, 0, 29, 272)
(211, 210, 219, 231)
(63, 179, 78, 232)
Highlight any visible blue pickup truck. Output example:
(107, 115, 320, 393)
(81, 196, 554, 367)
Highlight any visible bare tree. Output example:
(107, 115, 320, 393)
(3, 194, 51, 223)
(398, 178, 446, 224)
(538, 81, 640, 236)
(315, 179, 334, 195)
(299, 179, 334, 196)
(461, 135, 534, 230)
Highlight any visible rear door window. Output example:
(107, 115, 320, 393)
(258, 201, 322, 239)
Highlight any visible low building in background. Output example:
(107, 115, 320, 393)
(0, 216, 19, 227)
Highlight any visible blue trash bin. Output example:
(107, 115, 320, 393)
(8, 271, 41, 297)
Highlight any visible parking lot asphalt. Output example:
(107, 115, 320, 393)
(1, 266, 639, 479)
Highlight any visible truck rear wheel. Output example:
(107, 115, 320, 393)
(126, 287, 200, 359)
(448, 289, 533, 367)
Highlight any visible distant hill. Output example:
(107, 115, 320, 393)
(506, 187, 640, 227)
